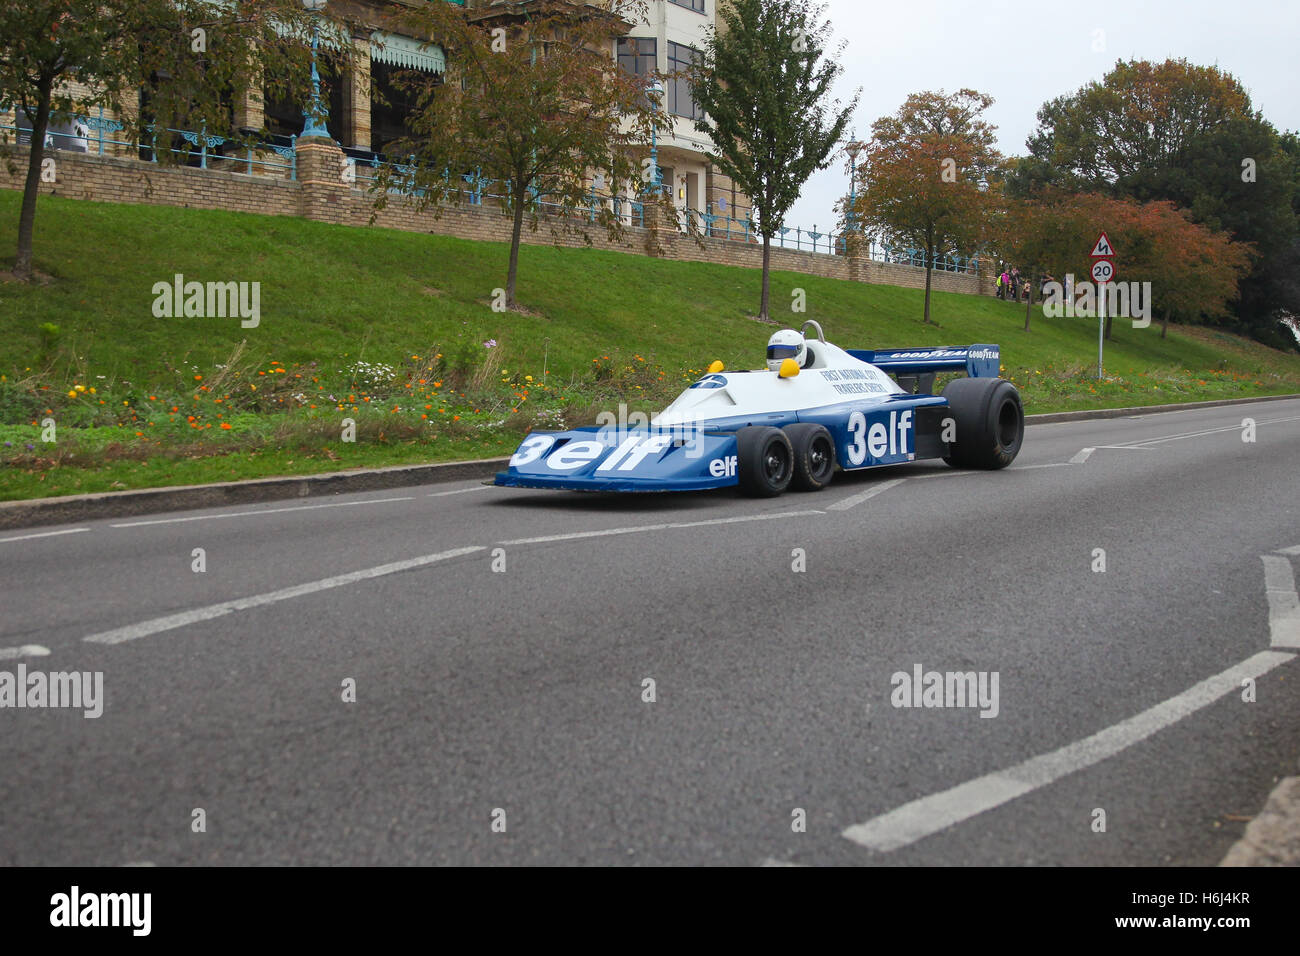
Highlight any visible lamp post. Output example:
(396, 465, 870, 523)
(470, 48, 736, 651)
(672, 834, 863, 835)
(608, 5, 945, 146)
(300, 0, 331, 140)
(844, 139, 864, 233)
(646, 79, 664, 197)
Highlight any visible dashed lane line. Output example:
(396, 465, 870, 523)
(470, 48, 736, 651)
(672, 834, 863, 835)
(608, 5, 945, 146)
(0, 527, 89, 544)
(109, 496, 417, 528)
(842, 649, 1297, 853)
(825, 478, 907, 512)
(83, 546, 484, 646)
(1262, 554, 1300, 649)
(0, 645, 51, 660)
(499, 510, 824, 546)
(1111, 415, 1300, 449)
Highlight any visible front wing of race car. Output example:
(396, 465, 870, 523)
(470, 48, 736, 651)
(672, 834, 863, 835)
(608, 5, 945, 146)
(494, 427, 742, 492)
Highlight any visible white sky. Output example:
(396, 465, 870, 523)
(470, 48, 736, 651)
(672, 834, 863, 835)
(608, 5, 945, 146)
(785, 0, 1300, 231)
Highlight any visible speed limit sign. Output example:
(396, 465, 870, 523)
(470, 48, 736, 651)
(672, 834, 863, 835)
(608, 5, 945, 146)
(1091, 258, 1116, 284)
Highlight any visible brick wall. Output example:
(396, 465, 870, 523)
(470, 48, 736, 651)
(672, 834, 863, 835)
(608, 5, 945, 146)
(1, 144, 988, 297)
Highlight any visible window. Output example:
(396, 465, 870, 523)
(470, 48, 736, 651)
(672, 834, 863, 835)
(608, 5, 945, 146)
(616, 37, 656, 77)
(667, 41, 701, 120)
(669, 0, 706, 12)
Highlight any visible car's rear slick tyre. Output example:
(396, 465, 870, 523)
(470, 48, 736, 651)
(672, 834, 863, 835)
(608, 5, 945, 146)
(785, 423, 836, 491)
(736, 425, 794, 496)
(940, 378, 1024, 469)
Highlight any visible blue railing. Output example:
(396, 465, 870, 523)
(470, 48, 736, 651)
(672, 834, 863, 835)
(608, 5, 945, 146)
(0, 108, 296, 179)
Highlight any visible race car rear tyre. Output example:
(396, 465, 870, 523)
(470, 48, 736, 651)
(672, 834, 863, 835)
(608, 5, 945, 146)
(785, 423, 836, 491)
(940, 378, 1024, 469)
(736, 426, 794, 497)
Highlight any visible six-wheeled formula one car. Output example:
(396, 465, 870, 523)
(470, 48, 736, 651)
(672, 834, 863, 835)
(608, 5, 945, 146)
(494, 321, 1024, 496)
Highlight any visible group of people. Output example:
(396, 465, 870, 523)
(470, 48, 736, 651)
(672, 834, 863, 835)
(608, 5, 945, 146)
(996, 266, 1031, 303)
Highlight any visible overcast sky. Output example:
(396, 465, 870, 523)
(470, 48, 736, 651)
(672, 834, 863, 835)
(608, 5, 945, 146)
(784, 0, 1300, 231)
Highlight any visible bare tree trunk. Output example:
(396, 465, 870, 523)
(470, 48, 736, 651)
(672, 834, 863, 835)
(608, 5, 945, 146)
(1104, 311, 1114, 341)
(922, 243, 934, 325)
(506, 181, 526, 309)
(1161, 306, 1170, 339)
(759, 234, 771, 321)
(1024, 273, 1033, 332)
(14, 74, 54, 281)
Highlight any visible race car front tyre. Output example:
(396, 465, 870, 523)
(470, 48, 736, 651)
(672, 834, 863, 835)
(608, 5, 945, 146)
(785, 423, 836, 491)
(940, 377, 1024, 469)
(736, 425, 794, 497)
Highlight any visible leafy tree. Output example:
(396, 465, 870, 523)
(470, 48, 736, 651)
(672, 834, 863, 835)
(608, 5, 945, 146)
(856, 89, 1002, 324)
(374, 0, 662, 310)
(0, 0, 322, 282)
(996, 188, 1250, 341)
(1025, 58, 1300, 347)
(689, 0, 857, 321)
(992, 190, 1080, 332)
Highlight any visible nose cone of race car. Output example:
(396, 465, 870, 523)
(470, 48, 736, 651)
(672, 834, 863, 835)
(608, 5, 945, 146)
(494, 426, 741, 492)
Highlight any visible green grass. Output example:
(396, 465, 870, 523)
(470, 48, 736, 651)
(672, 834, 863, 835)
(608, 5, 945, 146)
(1, 189, 1298, 500)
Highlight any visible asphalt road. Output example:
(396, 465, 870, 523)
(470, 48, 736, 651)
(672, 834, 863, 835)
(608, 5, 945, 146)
(2, 398, 1298, 866)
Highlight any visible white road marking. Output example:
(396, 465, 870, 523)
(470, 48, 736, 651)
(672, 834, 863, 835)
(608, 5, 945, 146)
(1115, 415, 1300, 449)
(1012, 462, 1072, 470)
(826, 478, 906, 512)
(1069, 448, 1095, 464)
(0, 527, 90, 544)
(1276, 545, 1300, 556)
(110, 496, 416, 527)
(427, 486, 491, 498)
(911, 469, 979, 480)
(842, 650, 1296, 853)
(499, 510, 823, 546)
(1262, 555, 1300, 648)
(1094, 445, 1156, 451)
(0, 644, 52, 660)
(83, 545, 483, 645)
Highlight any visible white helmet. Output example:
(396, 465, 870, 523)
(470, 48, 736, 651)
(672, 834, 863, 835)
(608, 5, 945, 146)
(766, 329, 806, 372)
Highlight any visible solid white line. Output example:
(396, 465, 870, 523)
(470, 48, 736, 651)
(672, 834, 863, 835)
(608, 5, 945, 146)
(427, 486, 491, 498)
(1012, 462, 1072, 470)
(110, 496, 416, 527)
(826, 478, 906, 512)
(1276, 545, 1300, 556)
(1093, 445, 1156, 451)
(1116, 415, 1300, 449)
(83, 545, 483, 645)
(1262, 555, 1300, 649)
(0, 527, 90, 544)
(842, 650, 1296, 853)
(1069, 448, 1094, 464)
(0, 645, 52, 660)
(499, 510, 823, 546)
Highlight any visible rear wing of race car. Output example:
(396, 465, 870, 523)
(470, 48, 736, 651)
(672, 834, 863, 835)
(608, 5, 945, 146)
(846, 344, 1000, 393)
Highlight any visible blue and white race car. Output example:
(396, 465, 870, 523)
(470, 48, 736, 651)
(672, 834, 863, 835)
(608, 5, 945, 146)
(494, 321, 1024, 496)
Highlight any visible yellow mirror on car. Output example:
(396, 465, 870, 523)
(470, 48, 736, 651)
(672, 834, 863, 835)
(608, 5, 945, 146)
(778, 358, 800, 378)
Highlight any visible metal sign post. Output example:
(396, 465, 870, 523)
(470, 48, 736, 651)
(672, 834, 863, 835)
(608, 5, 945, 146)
(1090, 234, 1116, 380)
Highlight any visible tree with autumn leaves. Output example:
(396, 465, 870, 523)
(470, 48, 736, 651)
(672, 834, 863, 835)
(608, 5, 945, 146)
(0, 0, 324, 282)
(853, 89, 1002, 325)
(995, 188, 1250, 338)
(373, 0, 665, 311)
(1022, 58, 1299, 348)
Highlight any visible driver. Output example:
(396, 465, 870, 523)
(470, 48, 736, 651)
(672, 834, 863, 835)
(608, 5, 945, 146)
(766, 329, 806, 372)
